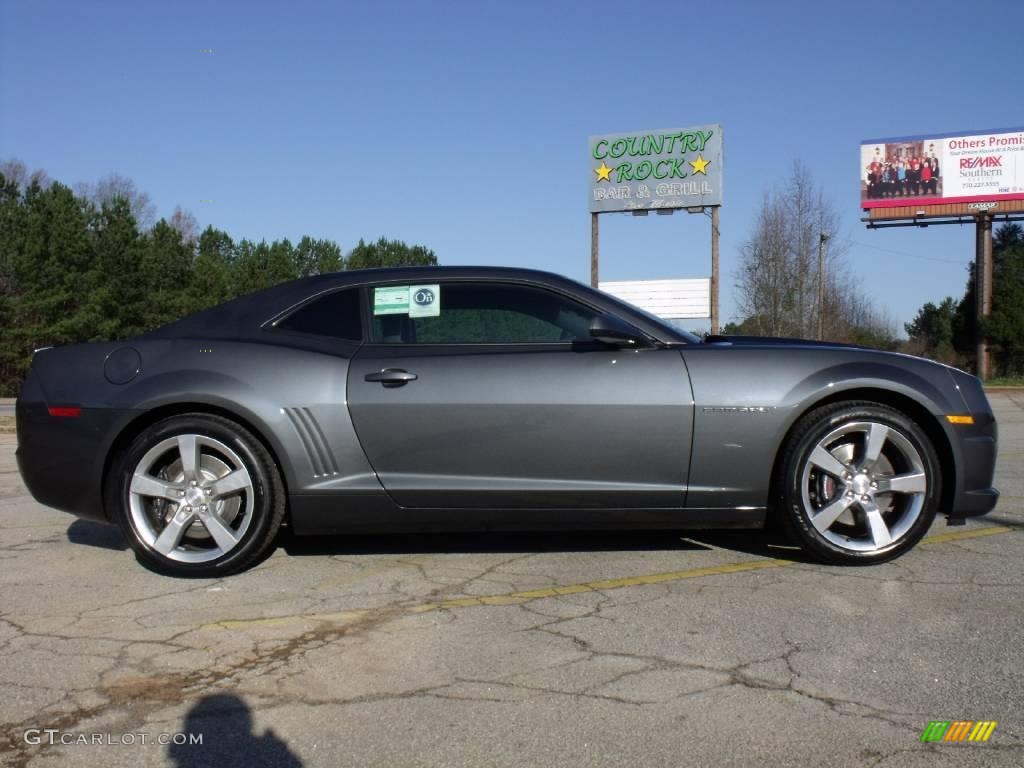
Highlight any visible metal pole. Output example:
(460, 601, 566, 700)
(974, 215, 990, 381)
(981, 213, 993, 380)
(590, 212, 599, 288)
(710, 206, 720, 334)
(817, 232, 829, 341)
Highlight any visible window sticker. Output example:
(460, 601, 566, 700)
(373, 286, 411, 315)
(374, 284, 441, 317)
(408, 284, 440, 318)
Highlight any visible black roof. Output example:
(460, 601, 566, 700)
(143, 266, 694, 344)
(145, 267, 573, 340)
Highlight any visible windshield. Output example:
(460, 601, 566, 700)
(618, 298, 704, 344)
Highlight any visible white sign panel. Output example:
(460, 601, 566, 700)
(599, 278, 710, 320)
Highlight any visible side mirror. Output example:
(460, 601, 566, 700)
(589, 314, 647, 347)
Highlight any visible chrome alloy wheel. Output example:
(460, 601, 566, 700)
(128, 434, 254, 563)
(800, 421, 928, 553)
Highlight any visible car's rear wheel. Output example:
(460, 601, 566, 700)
(777, 401, 940, 565)
(112, 414, 285, 577)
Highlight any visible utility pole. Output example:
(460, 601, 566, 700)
(975, 214, 993, 380)
(817, 232, 830, 341)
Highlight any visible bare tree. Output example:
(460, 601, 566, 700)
(736, 191, 790, 335)
(735, 160, 850, 339)
(79, 173, 157, 229)
(0, 159, 50, 190)
(167, 206, 199, 244)
(830, 277, 898, 346)
(0, 159, 28, 188)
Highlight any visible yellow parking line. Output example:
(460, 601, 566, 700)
(920, 524, 1013, 546)
(206, 526, 1014, 629)
(413, 559, 794, 613)
(210, 609, 368, 630)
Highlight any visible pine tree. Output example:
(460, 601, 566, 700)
(140, 219, 195, 331)
(190, 226, 236, 312)
(85, 196, 147, 339)
(346, 237, 438, 269)
(293, 236, 343, 277)
(985, 224, 1024, 376)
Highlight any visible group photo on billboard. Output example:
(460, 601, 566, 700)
(861, 127, 1024, 208)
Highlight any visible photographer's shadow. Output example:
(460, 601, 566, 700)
(170, 693, 302, 768)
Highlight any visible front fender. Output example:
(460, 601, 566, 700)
(682, 346, 965, 509)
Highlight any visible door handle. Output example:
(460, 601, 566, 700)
(365, 368, 418, 387)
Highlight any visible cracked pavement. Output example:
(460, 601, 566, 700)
(0, 393, 1022, 767)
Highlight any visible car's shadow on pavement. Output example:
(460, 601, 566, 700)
(984, 514, 1024, 530)
(66, 519, 127, 550)
(278, 528, 817, 564)
(64, 520, 819, 566)
(279, 529, 713, 557)
(684, 530, 817, 563)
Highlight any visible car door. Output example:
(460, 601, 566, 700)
(346, 279, 694, 509)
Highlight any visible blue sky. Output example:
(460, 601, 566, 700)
(1, 0, 1018, 332)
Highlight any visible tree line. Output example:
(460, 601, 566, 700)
(904, 223, 1024, 378)
(0, 161, 437, 395)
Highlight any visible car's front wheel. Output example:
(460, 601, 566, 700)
(112, 414, 285, 577)
(777, 401, 940, 565)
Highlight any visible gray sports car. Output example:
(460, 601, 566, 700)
(15, 267, 998, 576)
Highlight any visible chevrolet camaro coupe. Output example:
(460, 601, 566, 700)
(16, 267, 998, 576)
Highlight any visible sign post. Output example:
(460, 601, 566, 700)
(710, 206, 720, 334)
(588, 125, 723, 324)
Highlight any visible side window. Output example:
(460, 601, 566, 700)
(276, 287, 362, 341)
(371, 282, 597, 344)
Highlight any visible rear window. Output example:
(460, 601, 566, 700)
(276, 288, 362, 341)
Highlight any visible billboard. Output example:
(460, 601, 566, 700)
(599, 278, 710, 320)
(589, 125, 722, 213)
(861, 127, 1024, 209)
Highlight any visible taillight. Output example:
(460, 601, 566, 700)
(47, 406, 81, 418)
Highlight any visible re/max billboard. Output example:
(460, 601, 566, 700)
(860, 127, 1024, 209)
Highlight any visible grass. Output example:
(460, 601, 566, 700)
(986, 376, 1024, 388)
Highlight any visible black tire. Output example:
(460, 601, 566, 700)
(775, 400, 940, 565)
(110, 413, 286, 577)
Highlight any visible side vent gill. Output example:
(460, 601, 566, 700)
(284, 407, 339, 478)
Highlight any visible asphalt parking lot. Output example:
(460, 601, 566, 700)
(1, 393, 1022, 768)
